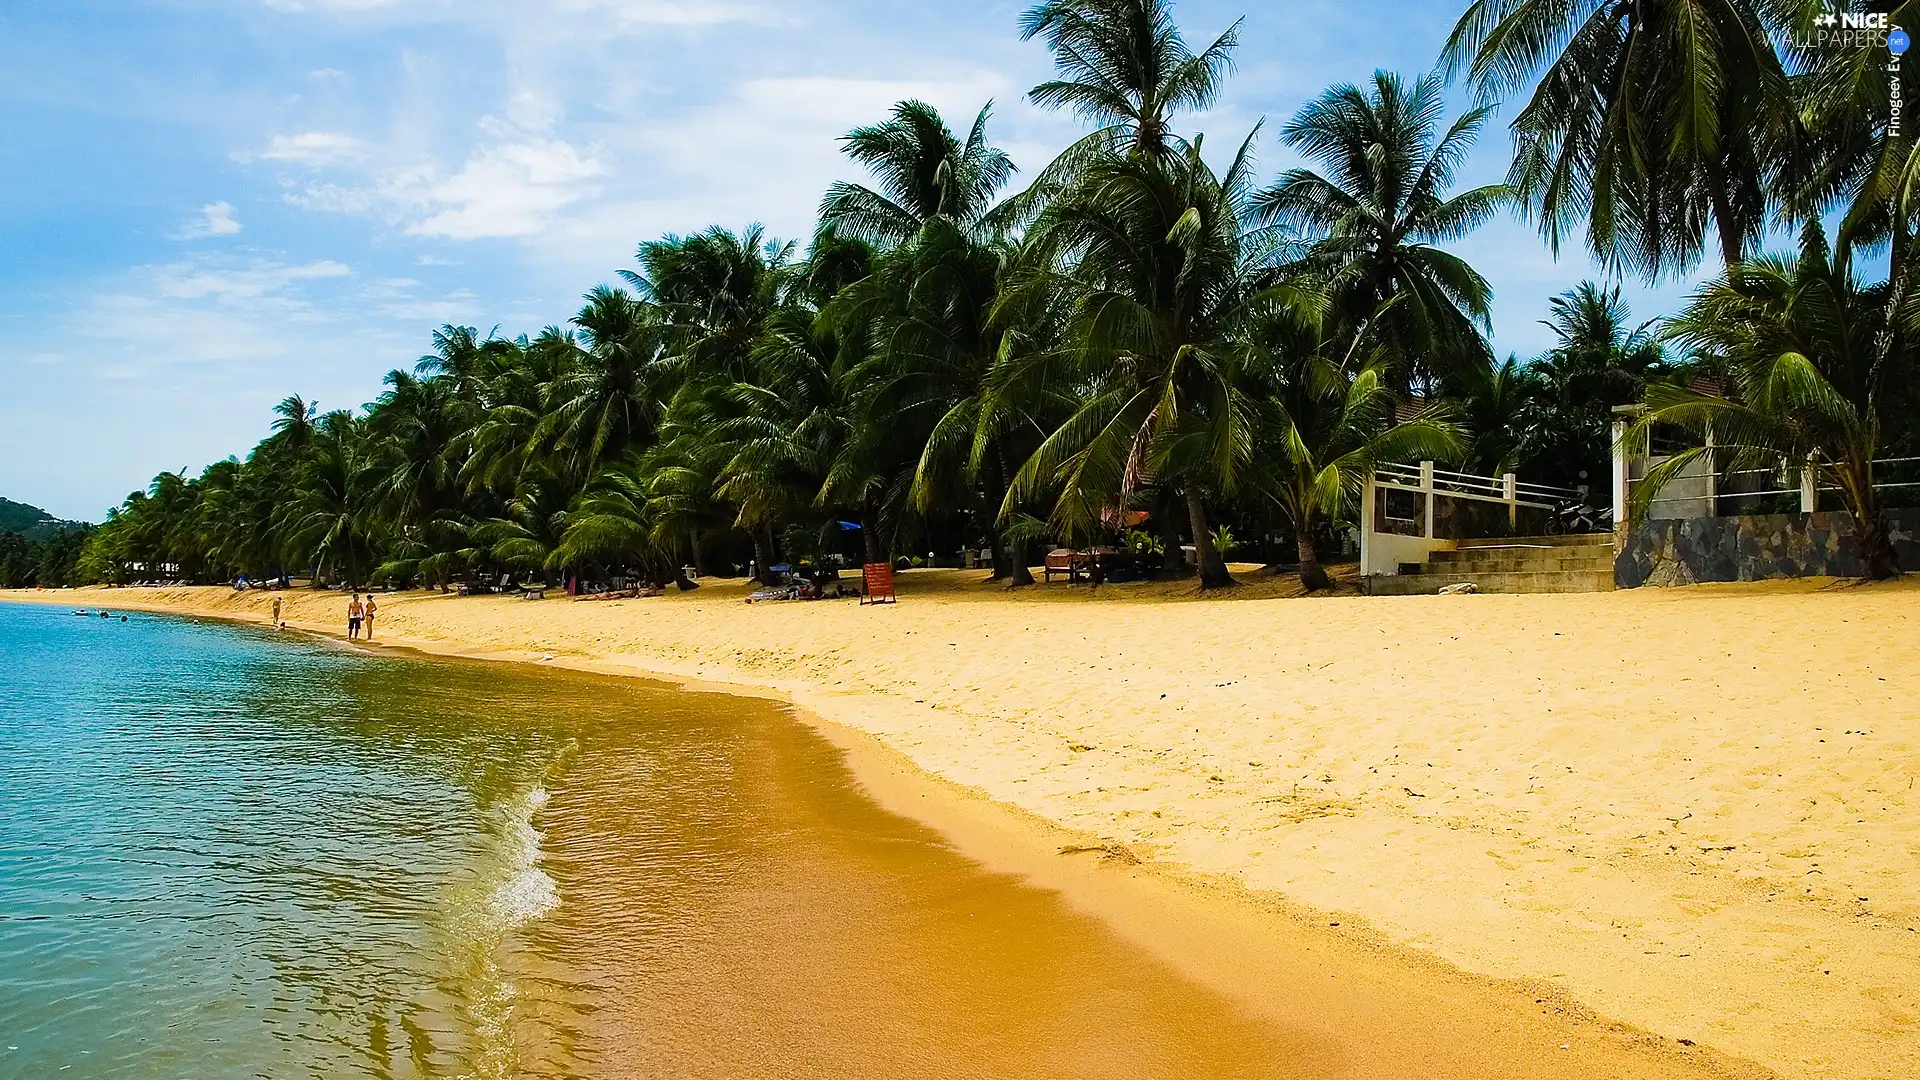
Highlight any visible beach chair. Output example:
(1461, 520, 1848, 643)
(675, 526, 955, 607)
(860, 562, 897, 604)
(522, 586, 546, 600)
(1043, 548, 1081, 583)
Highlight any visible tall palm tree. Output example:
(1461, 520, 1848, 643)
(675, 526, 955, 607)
(818, 100, 1018, 247)
(1005, 133, 1283, 588)
(1258, 71, 1509, 389)
(1443, 0, 1789, 278)
(1638, 223, 1913, 579)
(624, 224, 797, 380)
(277, 411, 376, 588)
(1019, 0, 1240, 159)
(540, 286, 666, 482)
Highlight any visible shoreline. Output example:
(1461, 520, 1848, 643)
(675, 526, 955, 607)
(11, 576, 1917, 1078)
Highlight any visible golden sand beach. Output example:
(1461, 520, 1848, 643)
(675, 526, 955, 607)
(13, 573, 1916, 1079)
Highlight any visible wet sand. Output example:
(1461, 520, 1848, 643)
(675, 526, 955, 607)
(12, 573, 1917, 1078)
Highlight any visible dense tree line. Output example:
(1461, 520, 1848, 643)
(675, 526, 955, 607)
(78, 0, 1920, 589)
(0, 527, 90, 589)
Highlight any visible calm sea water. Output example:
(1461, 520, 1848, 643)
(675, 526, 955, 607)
(0, 601, 584, 1079)
(0, 599, 1297, 1080)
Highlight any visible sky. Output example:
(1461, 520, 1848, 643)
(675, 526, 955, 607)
(0, 0, 1709, 523)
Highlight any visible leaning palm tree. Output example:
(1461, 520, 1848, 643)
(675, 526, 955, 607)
(1257, 71, 1509, 389)
(818, 100, 1019, 248)
(1004, 132, 1285, 588)
(1637, 223, 1913, 579)
(1248, 307, 1463, 591)
(1019, 0, 1240, 160)
(1442, 0, 1789, 278)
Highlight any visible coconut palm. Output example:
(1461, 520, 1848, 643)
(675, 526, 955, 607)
(818, 100, 1018, 247)
(1638, 223, 1913, 579)
(1019, 0, 1241, 159)
(1442, 0, 1789, 277)
(1257, 71, 1509, 388)
(276, 411, 376, 588)
(1004, 133, 1284, 588)
(1247, 309, 1463, 591)
(1524, 282, 1672, 488)
(540, 286, 666, 483)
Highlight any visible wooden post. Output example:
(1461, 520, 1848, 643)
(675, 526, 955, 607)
(1800, 457, 1818, 513)
(1502, 472, 1518, 530)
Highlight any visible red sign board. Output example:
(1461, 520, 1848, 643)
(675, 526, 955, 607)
(861, 562, 896, 604)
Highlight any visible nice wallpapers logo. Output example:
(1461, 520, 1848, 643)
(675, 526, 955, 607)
(1783, 8, 1911, 137)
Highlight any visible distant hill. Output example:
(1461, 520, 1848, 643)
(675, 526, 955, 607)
(0, 497, 87, 541)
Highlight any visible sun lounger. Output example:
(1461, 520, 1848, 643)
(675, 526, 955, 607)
(523, 587, 546, 600)
(1044, 548, 1083, 583)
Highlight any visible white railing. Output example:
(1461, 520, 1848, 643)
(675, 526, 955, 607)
(1362, 461, 1580, 576)
(1625, 455, 1920, 518)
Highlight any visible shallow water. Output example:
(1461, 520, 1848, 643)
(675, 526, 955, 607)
(0, 601, 1295, 1078)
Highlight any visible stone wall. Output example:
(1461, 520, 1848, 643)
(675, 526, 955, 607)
(1615, 509, 1920, 587)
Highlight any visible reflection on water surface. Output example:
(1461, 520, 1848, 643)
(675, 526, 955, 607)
(0, 602, 1294, 1079)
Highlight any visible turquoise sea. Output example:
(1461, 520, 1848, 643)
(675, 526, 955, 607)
(0, 601, 584, 1079)
(0, 598, 1299, 1080)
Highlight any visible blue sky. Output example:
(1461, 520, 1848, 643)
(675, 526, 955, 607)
(1, 0, 1706, 522)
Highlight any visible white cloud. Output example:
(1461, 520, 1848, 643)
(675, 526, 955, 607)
(284, 130, 608, 240)
(257, 131, 369, 165)
(155, 258, 352, 302)
(175, 201, 243, 239)
(407, 136, 608, 238)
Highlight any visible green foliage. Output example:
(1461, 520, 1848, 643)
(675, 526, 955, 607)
(67, 1, 1920, 594)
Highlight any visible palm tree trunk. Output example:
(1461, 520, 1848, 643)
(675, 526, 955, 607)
(688, 529, 707, 578)
(1158, 489, 1188, 578)
(1706, 160, 1744, 273)
(1843, 467, 1901, 581)
(1295, 507, 1333, 591)
(1008, 535, 1035, 587)
(861, 506, 883, 566)
(1185, 487, 1235, 589)
(986, 520, 1010, 582)
(750, 527, 773, 584)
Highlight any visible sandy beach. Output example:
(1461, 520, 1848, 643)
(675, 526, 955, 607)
(11, 573, 1916, 1079)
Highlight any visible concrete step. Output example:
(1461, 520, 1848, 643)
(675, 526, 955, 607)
(1367, 569, 1616, 596)
(1418, 554, 1615, 573)
(1454, 533, 1611, 549)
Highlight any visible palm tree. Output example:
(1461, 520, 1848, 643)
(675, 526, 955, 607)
(1005, 133, 1283, 588)
(1248, 310, 1463, 591)
(1449, 353, 1541, 476)
(821, 100, 1040, 581)
(1257, 71, 1509, 389)
(1019, 0, 1241, 159)
(1442, 0, 1789, 278)
(277, 411, 376, 588)
(540, 286, 666, 482)
(1637, 223, 1912, 579)
(818, 100, 1018, 247)
(625, 225, 797, 380)
(1524, 282, 1671, 488)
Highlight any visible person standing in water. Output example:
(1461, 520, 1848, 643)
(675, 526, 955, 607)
(347, 593, 364, 640)
(362, 594, 378, 639)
